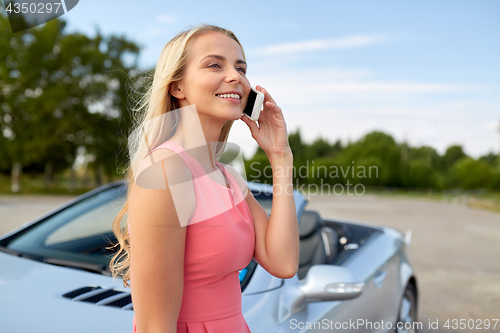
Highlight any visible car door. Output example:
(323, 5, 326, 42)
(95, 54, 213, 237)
(278, 231, 402, 333)
(320, 231, 402, 332)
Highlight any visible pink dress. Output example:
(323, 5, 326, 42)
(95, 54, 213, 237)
(128, 140, 255, 333)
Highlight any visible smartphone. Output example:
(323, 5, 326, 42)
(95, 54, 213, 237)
(243, 87, 265, 121)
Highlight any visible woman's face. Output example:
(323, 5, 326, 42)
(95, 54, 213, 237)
(174, 31, 251, 120)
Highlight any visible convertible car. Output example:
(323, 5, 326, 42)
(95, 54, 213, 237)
(0, 180, 418, 333)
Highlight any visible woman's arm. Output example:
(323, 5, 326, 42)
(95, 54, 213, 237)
(239, 83, 301, 280)
(244, 153, 299, 279)
(128, 152, 194, 333)
(223, 161, 299, 279)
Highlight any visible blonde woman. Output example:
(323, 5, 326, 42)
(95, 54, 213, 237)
(110, 24, 299, 333)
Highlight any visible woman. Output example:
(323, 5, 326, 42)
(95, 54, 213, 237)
(110, 24, 299, 333)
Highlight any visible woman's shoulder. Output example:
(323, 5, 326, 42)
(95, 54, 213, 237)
(132, 146, 197, 226)
(136, 144, 194, 186)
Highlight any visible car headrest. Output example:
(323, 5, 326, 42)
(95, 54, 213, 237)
(299, 210, 323, 239)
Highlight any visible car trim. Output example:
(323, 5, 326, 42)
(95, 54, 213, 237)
(62, 285, 133, 310)
(243, 279, 284, 296)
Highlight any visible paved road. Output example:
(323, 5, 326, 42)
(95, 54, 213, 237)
(0, 195, 78, 236)
(305, 193, 500, 332)
(1, 193, 499, 332)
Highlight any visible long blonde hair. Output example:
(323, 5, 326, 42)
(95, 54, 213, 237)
(108, 24, 246, 288)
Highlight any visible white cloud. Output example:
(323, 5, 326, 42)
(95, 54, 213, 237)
(251, 34, 389, 56)
(486, 121, 500, 130)
(248, 66, 500, 106)
(248, 66, 375, 85)
(156, 14, 176, 24)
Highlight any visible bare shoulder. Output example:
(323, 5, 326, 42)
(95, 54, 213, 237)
(132, 148, 196, 227)
(139, 148, 194, 185)
(220, 163, 249, 198)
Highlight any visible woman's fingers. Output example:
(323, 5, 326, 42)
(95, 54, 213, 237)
(256, 85, 276, 105)
(264, 101, 285, 120)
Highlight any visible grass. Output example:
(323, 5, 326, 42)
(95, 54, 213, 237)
(0, 172, 121, 196)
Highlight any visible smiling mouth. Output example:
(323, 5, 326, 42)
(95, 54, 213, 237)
(215, 94, 241, 105)
(215, 93, 241, 100)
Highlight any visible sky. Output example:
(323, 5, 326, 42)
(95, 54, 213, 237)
(57, 0, 499, 160)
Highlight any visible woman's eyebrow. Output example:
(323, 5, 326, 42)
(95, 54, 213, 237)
(200, 54, 247, 66)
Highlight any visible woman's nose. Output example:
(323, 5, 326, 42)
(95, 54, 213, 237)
(226, 67, 242, 84)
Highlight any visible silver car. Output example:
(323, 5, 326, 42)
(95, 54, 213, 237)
(0, 180, 418, 333)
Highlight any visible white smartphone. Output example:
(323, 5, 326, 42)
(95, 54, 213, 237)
(243, 87, 265, 121)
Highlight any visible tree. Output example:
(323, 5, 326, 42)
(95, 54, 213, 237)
(0, 13, 140, 191)
(442, 145, 467, 171)
(479, 152, 499, 168)
(288, 128, 306, 163)
(449, 158, 493, 190)
(305, 136, 342, 160)
(338, 131, 401, 187)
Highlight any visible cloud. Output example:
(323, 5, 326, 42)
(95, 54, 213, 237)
(156, 14, 176, 24)
(251, 34, 389, 56)
(248, 66, 500, 106)
(249, 66, 375, 82)
(486, 121, 500, 130)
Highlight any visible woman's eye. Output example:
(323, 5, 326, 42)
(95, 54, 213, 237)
(208, 62, 246, 74)
(208, 62, 222, 69)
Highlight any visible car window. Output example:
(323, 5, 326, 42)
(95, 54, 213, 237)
(46, 201, 124, 246)
(5, 186, 127, 267)
(257, 198, 272, 215)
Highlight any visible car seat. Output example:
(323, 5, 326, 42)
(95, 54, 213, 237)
(297, 210, 339, 280)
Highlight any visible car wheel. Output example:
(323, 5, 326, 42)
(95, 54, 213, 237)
(395, 283, 418, 333)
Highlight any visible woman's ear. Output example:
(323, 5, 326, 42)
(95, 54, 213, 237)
(169, 81, 185, 99)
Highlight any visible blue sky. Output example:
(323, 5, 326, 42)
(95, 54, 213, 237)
(60, 0, 499, 159)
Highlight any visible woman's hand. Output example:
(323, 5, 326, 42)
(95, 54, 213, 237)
(240, 85, 292, 159)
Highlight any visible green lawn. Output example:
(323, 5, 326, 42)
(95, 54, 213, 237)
(0, 173, 118, 195)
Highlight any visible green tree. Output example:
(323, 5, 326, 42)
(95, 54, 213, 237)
(305, 137, 343, 160)
(478, 151, 499, 168)
(401, 146, 442, 189)
(0, 13, 140, 191)
(84, 33, 140, 183)
(337, 131, 400, 187)
(449, 158, 493, 190)
(288, 128, 306, 163)
(244, 153, 271, 184)
(442, 145, 467, 171)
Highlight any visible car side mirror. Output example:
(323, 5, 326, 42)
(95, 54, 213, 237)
(299, 265, 364, 302)
(278, 265, 365, 324)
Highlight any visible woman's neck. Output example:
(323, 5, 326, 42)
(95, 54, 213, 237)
(169, 104, 225, 171)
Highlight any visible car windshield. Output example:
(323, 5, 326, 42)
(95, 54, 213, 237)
(5, 186, 127, 268)
(3, 184, 273, 285)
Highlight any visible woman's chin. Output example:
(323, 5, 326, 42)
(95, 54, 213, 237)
(198, 107, 242, 121)
(220, 108, 244, 121)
